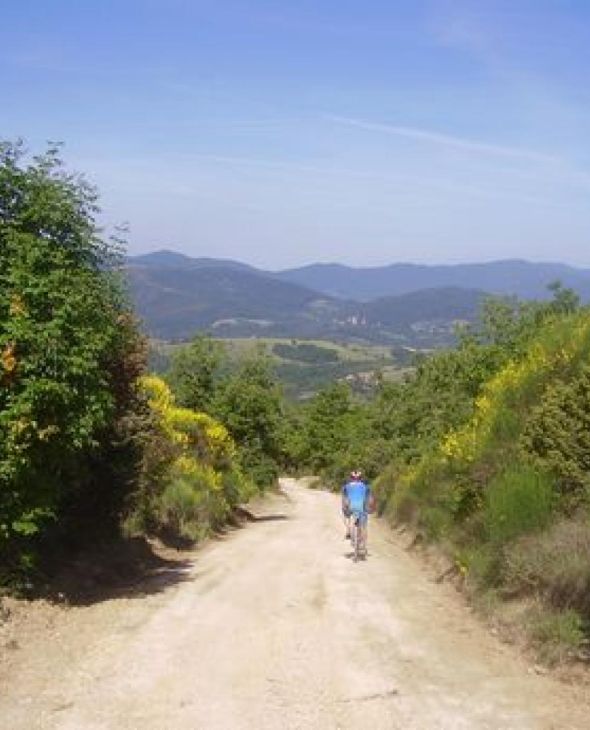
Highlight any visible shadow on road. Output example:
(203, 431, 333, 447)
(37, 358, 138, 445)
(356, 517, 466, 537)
(35, 536, 195, 608)
(343, 551, 369, 561)
(29, 497, 291, 608)
(233, 506, 290, 523)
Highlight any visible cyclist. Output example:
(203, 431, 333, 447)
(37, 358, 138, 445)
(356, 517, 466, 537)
(342, 470, 373, 549)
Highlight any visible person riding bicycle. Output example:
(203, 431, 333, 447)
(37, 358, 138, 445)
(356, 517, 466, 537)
(342, 470, 373, 545)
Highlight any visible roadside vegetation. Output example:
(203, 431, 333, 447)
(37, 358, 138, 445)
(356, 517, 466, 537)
(288, 285, 590, 663)
(129, 375, 255, 542)
(0, 142, 281, 589)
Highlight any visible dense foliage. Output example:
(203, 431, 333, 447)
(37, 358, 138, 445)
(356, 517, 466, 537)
(0, 144, 279, 585)
(167, 336, 284, 487)
(273, 342, 339, 364)
(0, 142, 145, 574)
(129, 376, 254, 541)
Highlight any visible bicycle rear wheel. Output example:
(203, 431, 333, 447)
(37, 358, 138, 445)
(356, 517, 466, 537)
(353, 518, 361, 562)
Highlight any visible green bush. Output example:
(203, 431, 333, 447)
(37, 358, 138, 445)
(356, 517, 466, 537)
(220, 467, 256, 509)
(503, 518, 590, 617)
(526, 606, 585, 665)
(484, 465, 554, 544)
(522, 365, 590, 507)
(157, 476, 207, 542)
(132, 376, 255, 542)
(460, 544, 503, 589)
(212, 356, 283, 488)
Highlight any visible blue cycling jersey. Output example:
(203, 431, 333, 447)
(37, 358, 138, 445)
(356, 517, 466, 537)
(343, 480, 370, 514)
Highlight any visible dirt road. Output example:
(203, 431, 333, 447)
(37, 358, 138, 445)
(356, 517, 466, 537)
(1, 478, 588, 729)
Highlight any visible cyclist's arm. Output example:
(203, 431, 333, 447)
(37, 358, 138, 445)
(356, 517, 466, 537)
(341, 484, 350, 512)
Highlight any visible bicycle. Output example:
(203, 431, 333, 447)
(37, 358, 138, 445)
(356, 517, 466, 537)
(350, 511, 367, 562)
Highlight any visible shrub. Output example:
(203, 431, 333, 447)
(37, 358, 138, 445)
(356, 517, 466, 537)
(503, 517, 590, 617)
(526, 606, 585, 665)
(212, 356, 283, 488)
(522, 365, 590, 507)
(484, 465, 554, 544)
(131, 376, 254, 541)
(158, 476, 207, 542)
(460, 544, 503, 590)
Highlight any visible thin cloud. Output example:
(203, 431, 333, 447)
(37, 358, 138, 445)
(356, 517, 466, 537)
(174, 153, 563, 207)
(327, 115, 559, 164)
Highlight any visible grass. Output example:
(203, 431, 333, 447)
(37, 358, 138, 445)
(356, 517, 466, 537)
(154, 336, 398, 364)
(220, 337, 395, 363)
(526, 605, 585, 665)
(503, 517, 590, 615)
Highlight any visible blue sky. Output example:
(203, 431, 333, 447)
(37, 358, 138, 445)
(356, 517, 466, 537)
(2, 1, 589, 268)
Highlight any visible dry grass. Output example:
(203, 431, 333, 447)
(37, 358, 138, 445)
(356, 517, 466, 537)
(503, 517, 590, 618)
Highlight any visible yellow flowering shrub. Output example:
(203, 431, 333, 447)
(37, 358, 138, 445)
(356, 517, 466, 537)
(136, 375, 251, 539)
(441, 312, 590, 465)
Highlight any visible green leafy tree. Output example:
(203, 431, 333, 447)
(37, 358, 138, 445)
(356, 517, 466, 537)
(298, 383, 356, 470)
(212, 355, 283, 487)
(0, 141, 144, 568)
(546, 280, 580, 316)
(167, 334, 225, 412)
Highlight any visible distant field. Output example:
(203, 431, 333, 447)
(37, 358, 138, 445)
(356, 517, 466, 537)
(149, 337, 416, 399)
(222, 337, 394, 361)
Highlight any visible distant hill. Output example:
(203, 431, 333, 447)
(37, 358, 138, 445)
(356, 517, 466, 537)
(274, 260, 590, 302)
(361, 287, 486, 328)
(125, 250, 590, 344)
(130, 250, 256, 272)
(126, 262, 342, 340)
(125, 252, 485, 343)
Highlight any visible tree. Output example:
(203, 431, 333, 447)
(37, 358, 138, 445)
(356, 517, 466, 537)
(167, 334, 225, 412)
(0, 141, 144, 567)
(300, 382, 355, 471)
(547, 280, 580, 316)
(212, 355, 283, 486)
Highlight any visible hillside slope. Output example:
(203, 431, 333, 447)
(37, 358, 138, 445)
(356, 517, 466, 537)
(362, 287, 485, 328)
(126, 263, 342, 339)
(377, 308, 590, 662)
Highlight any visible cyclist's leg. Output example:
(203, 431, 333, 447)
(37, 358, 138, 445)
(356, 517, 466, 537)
(342, 509, 351, 538)
(352, 513, 361, 559)
(360, 513, 369, 554)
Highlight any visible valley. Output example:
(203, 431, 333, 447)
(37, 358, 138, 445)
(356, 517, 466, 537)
(149, 337, 415, 400)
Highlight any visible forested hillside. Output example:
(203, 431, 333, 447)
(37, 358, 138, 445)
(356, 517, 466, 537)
(126, 258, 484, 344)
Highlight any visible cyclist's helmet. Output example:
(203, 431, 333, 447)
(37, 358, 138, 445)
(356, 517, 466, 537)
(350, 469, 362, 481)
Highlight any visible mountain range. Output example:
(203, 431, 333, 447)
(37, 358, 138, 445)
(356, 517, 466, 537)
(275, 259, 590, 302)
(125, 251, 590, 344)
